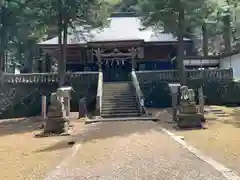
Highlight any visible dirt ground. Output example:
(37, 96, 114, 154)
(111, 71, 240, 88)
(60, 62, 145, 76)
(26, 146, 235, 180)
(148, 106, 240, 176)
(0, 114, 85, 180)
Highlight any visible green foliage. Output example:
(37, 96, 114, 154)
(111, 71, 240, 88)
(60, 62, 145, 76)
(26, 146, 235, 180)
(0, 0, 112, 71)
(137, 0, 217, 38)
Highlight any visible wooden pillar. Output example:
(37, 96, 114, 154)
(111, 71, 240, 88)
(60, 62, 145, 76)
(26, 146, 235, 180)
(41, 95, 47, 119)
(64, 97, 70, 117)
(130, 47, 136, 71)
(95, 48, 102, 72)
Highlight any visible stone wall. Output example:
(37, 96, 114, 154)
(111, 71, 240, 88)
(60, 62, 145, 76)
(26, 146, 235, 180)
(136, 69, 239, 108)
(189, 79, 240, 105)
(0, 72, 98, 119)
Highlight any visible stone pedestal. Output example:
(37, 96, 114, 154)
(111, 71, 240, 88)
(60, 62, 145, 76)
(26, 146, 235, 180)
(43, 92, 69, 134)
(177, 100, 204, 129)
(177, 113, 204, 128)
(168, 83, 181, 122)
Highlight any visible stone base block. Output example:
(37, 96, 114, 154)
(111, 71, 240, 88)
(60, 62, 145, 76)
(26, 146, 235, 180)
(48, 105, 62, 112)
(180, 103, 197, 114)
(44, 117, 69, 134)
(177, 113, 204, 129)
(47, 111, 66, 118)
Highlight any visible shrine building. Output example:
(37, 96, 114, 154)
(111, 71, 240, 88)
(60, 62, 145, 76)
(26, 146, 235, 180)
(38, 13, 217, 82)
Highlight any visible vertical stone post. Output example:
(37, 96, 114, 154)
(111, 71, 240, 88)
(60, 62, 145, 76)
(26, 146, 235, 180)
(41, 95, 47, 119)
(198, 86, 204, 115)
(64, 97, 70, 117)
(168, 83, 180, 121)
(172, 92, 178, 121)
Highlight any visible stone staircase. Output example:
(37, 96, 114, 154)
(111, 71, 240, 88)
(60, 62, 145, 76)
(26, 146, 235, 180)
(101, 82, 141, 118)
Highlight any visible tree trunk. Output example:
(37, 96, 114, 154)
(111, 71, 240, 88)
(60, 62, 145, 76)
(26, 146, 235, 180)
(223, 14, 231, 53)
(58, 0, 64, 86)
(177, 4, 187, 85)
(0, 7, 7, 72)
(62, 14, 68, 85)
(202, 23, 208, 56)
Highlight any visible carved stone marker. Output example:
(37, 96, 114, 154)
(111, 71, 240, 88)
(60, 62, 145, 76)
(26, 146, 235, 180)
(44, 92, 69, 134)
(177, 86, 204, 128)
(57, 86, 72, 117)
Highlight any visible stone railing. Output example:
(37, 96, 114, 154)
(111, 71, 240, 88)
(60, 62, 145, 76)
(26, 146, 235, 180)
(96, 72, 103, 115)
(3, 72, 98, 84)
(131, 71, 148, 116)
(136, 68, 233, 82)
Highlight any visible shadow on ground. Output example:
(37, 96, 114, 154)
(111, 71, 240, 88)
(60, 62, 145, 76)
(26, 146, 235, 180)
(0, 117, 43, 136)
(35, 140, 74, 153)
(0, 112, 81, 137)
(37, 120, 163, 152)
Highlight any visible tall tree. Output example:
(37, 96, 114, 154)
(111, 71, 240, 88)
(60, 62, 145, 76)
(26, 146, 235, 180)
(56, 0, 110, 85)
(138, 0, 207, 84)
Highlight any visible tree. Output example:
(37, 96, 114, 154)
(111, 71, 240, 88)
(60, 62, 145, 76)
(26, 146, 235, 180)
(36, 0, 110, 85)
(138, 0, 208, 85)
(0, 0, 53, 72)
(0, 0, 111, 75)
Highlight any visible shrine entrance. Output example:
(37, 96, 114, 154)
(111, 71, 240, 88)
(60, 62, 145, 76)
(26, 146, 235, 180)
(102, 58, 131, 82)
(93, 48, 137, 82)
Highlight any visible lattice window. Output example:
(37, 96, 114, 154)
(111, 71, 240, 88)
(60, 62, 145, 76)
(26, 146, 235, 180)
(84, 66, 91, 71)
(139, 63, 145, 70)
(137, 47, 144, 58)
(86, 49, 94, 62)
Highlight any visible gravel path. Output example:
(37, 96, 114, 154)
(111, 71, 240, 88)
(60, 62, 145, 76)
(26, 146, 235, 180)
(46, 121, 227, 180)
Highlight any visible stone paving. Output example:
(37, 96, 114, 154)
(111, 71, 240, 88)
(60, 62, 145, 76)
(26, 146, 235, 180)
(46, 121, 227, 180)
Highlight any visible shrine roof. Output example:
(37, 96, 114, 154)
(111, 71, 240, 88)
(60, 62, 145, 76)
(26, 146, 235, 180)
(39, 16, 190, 45)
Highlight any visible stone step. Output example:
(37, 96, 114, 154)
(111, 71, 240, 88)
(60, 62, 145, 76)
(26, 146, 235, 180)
(213, 111, 227, 115)
(216, 114, 231, 117)
(209, 109, 224, 112)
(102, 108, 139, 113)
(103, 84, 131, 87)
(103, 94, 134, 97)
(103, 90, 132, 93)
(103, 92, 134, 96)
(103, 83, 131, 86)
(103, 92, 133, 94)
(102, 101, 137, 105)
(102, 105, 138, 111)
(102, 96, 136, 101)
(101, 112, 140, 118)
(102, 106, 138, 110)
(103, 86, 131, 89)
(103, 90, 131, 92)
(103, 97, 136, 100)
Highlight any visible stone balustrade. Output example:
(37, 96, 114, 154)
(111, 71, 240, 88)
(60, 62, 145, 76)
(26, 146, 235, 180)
(136, 68, 233, 82)
(3, 72, 98, 84)
(2, 69, 233, 84)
